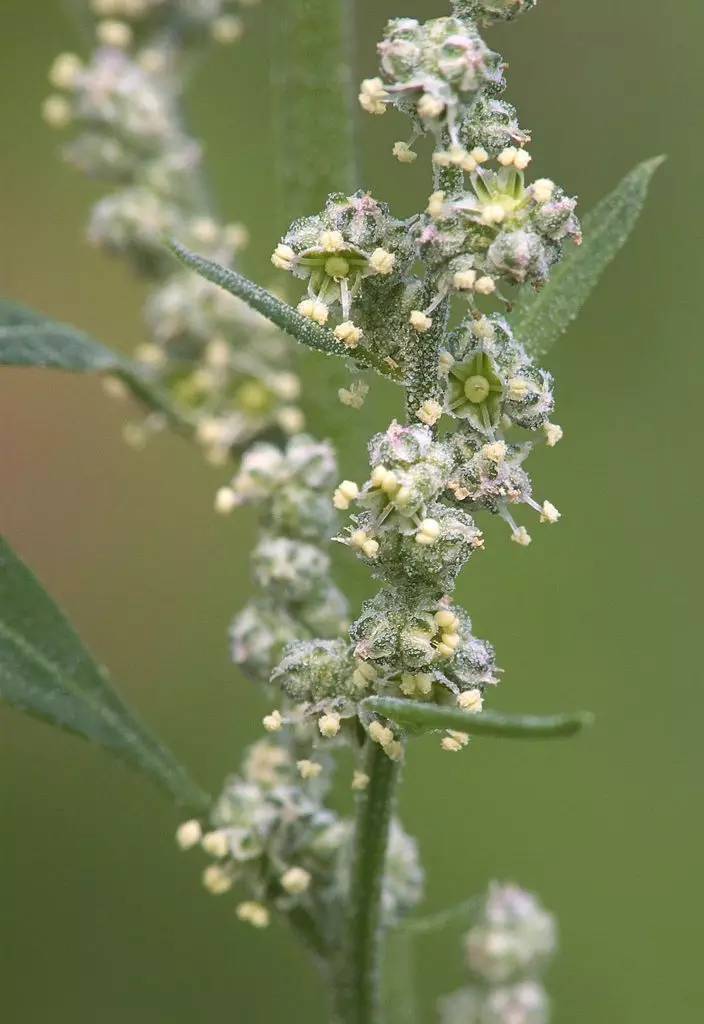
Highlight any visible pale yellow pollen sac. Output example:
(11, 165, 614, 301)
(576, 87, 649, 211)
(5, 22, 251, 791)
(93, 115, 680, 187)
(350, 529, 369, 549)
(498, 147, 518, 167)
(281, 866, 311, 895)
(319, 229, 345, 253)
(202, 830, 230, 859)
(532, 178, 556, 204)
(511, 526, 532, 547)
(236, 901, 270, 928)
(384, 740, 403, 761)
(483, 441, 507, 464)
(333, 479, 359, 510)
(353, 660, 378, 688)
(474, 276, 497, 295)
(368, 721, 394, 747)
(435, 609, 459, 631)
(540, 500, 561, 524)
(351, 770, 370, 791)
(369, 248, 396, 275)
(297, 298, 329, 325)
(297, 759, 323, 780)
(507, 377, 531, 402)
(513, 149, 532, 171)
(400, 673, 433, 698)
(212, 15, 244, 44)
(202, 864, 232, 895)
(426, 191, 446, 220)
(175, 819, 202, 850)
(482, 204, 506, 226)
(318, 712, 341, 738)
(359, 77, 388, 115)
(417, 93, 445, 120)
(380, 470, 399, 495)
(42, 95, 72, 128)
(393, 141, 417, 163)
(190, 216, 220, 245)
(543, 421, 563, 447)
(438, 350, 455, 374)
(334, 321, 363, 348)
(416, 399, 443, 426)
(457, 688, 483, 713)
(362, 538, 380, 559)
(410, 310, 433, 333)
(262, 709, 284, 732)
(214, 487, 237, 515)
(441, 735, 463, 753)
(102, 376, 129, 401)
(470, 147, 489, 165)
(49, 53, 83, 90)
(271, 243, 296, 270)
(96, 19, 133, 48)
(277, 407, 305, 435)
(454, 269, 477, 291)
(394, 485, 412, 507)
(416, 517, 441, 546)
(370, 465, 388, 488)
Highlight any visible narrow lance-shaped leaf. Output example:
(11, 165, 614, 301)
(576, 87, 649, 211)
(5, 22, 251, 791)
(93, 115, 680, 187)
(510, 156, 665, 357)
(168, 240, 402, 382)
(0, 298, 195, 436)
(0, 537, 209, 811)
(362, 696, 593, 739)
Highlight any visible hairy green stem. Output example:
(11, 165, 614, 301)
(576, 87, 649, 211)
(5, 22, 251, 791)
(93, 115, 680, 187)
(338, 742, 400, 1024)
(272, 0, 358, 222)
(364, 697, 594, 739)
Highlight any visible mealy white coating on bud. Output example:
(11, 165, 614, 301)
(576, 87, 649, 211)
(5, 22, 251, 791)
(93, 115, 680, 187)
(297, 759, 323, 780)
(281, 866, 312, 895)
(236, 901, 270, 928)
(416, 399, 443, 426)
(539, 500, 560, 524)
(318, 712, 341, 737)
(393, 141, 417, 163)
(334, 321, 363, 348)
(410, 310, 433, 333)
(202, 864, 232, 894)
(202, 830, 229, 858)
(262, 709, 284, 732)
(359, 77, 388, 115)
(457, 688, 483, 712)
(176, 819, 202, 850)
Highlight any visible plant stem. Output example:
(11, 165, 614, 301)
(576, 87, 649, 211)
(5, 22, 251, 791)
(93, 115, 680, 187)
(338, 742, 400, 1024)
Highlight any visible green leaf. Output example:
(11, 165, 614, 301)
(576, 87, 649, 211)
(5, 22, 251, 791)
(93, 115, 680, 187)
(168, 241, 402, 382)
(272, 0, 358, 221)
(510, 156, 665, 357)
(362, 696, 593, 739)
(0, 298, 195, 435)
(0, 536, 209, 811)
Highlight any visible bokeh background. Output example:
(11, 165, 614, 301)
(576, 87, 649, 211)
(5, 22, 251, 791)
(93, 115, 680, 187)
(1, 0, 701, 1020)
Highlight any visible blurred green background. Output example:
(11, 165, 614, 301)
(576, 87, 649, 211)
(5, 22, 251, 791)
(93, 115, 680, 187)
(1, 0, 701, 1020)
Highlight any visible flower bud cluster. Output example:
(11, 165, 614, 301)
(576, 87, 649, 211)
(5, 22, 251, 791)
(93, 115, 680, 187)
(439, 882, 556, 1024)
(422, 157, 580, 295)
(225, 436, 348, 683)
(44, 4, 299, 460)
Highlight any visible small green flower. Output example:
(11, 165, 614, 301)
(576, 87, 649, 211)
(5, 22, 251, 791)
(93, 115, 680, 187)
(446, 349, 503, 430)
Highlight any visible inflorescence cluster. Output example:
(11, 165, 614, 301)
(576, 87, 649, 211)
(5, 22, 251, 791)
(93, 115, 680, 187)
(43, 0, 307, 460)
(440, 883, 556, 1024)
(46, 0, 571, 999)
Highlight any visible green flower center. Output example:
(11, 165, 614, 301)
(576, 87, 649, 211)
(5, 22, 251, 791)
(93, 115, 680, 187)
(464, 375, 491, 404)
(324, 255, 350, 279)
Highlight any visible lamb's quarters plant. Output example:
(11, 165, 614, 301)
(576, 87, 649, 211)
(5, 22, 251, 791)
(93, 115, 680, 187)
(0, 1, 662, 1021)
